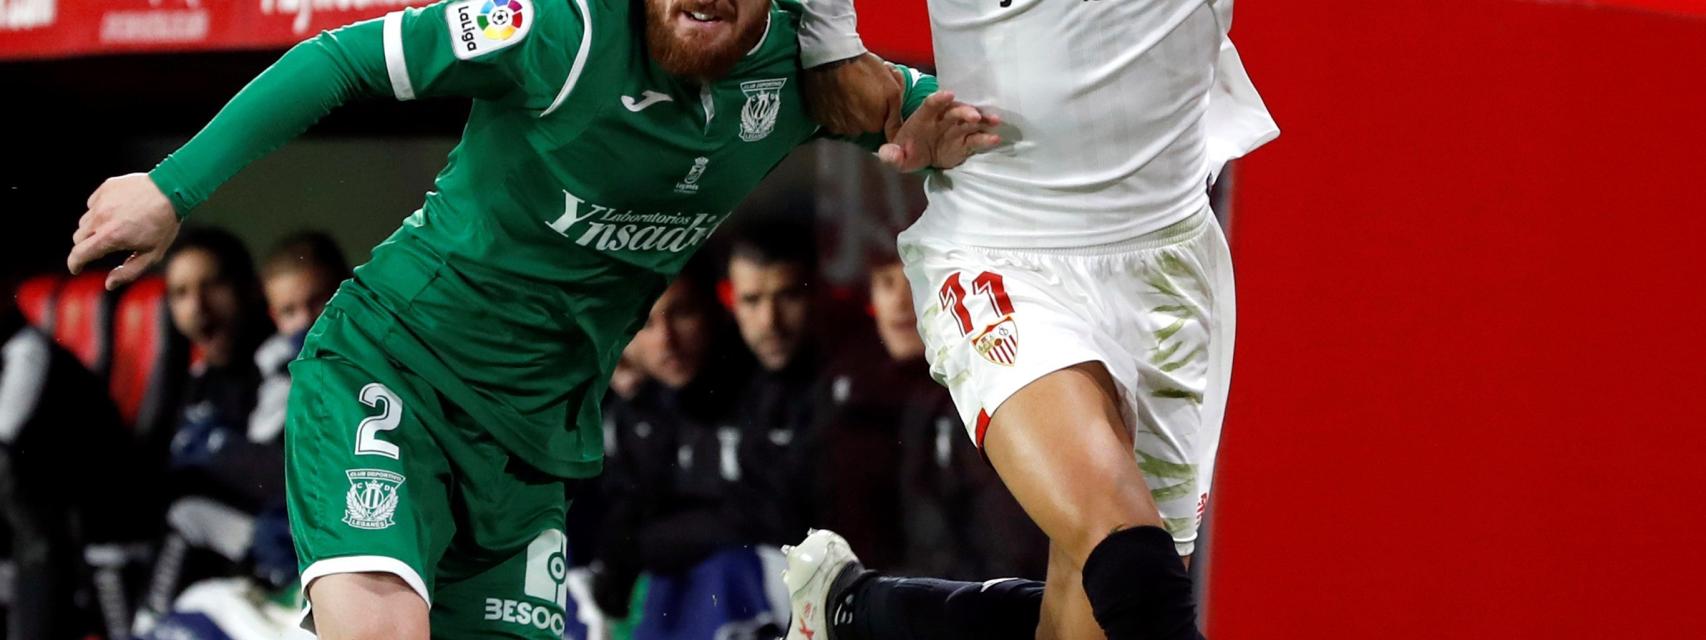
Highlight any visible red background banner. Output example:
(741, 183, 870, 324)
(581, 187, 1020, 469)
(0, 0, 435, 60)
(0, 0, 940, 62)
(2, 0, 1703, 61)
(1211, 0, 1706, 636)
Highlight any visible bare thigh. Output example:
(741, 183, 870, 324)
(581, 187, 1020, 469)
(983, 362, 1166, 639)
(307, 572, 430, 640)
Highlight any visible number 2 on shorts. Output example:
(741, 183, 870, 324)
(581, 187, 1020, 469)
(354, 383, 403, 459)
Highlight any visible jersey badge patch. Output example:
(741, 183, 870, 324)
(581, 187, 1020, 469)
(343, 469, 405, 530)
(448, 0, 533, 61)
(674, 157, 710, 194)
(972, 315, 1020, 366)
(738, 78, 787, 141)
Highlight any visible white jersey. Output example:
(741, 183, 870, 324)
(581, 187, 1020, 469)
(799, 0, 1277, 249)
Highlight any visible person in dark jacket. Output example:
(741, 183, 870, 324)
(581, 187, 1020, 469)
(724, 222, 827, 550)
(0, 295, 159, 639)
(815, 256, 1049, 579)
(159, 227, 276, 510)
(591, 263, 758, 617)
(135, 228, 279, 632)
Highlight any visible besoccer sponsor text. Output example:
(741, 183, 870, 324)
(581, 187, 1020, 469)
(483, 598, 565, 634)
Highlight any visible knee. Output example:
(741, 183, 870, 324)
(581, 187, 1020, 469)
(1058, 486, 1166, 568)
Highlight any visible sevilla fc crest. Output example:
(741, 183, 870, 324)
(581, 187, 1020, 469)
(972, 315, 1019, 366)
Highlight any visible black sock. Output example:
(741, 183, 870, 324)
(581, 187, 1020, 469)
(829, 572, 1044, 640)
(1081, 526, 1202, 640)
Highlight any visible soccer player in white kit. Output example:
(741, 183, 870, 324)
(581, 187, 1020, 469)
(784, 0, 1277, 638)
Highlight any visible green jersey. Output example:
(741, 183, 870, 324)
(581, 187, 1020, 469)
(149, 0, 936, 478)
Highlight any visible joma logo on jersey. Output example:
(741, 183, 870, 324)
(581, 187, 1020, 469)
(544, 191, 726, 253)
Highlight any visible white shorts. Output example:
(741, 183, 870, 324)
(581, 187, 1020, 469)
(897, 206, 1234, 556)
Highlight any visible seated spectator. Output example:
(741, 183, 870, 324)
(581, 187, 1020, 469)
(811, 252, 1047, 579)
(724, 222, 825, 549)
(136, 228, 280, 632)
(810, 296, 912, 569)
(869, 258, 1049, 581)
(159, 227, 276, 509)
(591, 264, 793, 638)
(250, 231, 350, 450)
(137, 231, 350, 639)
(0, 284, 160, 639)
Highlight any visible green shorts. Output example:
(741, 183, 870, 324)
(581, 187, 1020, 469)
(286, 307, 573, 638)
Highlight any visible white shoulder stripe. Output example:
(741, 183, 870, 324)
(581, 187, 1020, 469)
(0, 329, 51, 444)
(542, 0, 594, 117)
(383, 11, 416, 101)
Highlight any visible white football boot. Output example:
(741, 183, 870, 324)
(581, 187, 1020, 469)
(782, 529, 865, 640)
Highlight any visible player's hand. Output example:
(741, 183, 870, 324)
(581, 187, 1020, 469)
(880, 89, 1003, 173)
(801, 53, 904, 139)
(68, 173, 181, 291)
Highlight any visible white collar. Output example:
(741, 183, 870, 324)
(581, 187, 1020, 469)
(746, 9, 772, 56)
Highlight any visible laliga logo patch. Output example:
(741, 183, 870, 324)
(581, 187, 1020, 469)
(343, 469, 404, 530)
(478, 0, 527, 39)
(972, 315, 1020, 366)
(738, 78, 787, 142)
(449, 0, 533, 60)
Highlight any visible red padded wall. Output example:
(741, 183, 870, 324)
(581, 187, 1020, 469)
(14, 274, 61, 330)
(109, 276, 168, 429)
(52, 271, 112, 374)
(1206, 1, 1706, 637)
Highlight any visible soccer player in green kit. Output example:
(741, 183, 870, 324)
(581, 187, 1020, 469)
(64, 0, 996, 636)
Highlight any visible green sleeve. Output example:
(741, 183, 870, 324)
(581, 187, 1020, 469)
(149, 0, 565, 217)
(148, 20, 395, 217)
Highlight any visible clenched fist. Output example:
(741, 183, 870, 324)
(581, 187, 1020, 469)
(68, 173, 181, 290)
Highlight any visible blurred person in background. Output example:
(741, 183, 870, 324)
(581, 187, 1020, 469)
(0, 261, 161, 639)
(250, 232, 351, 454)
(135, 232, 351, 639)
(260, 231, 349, 337)
(592, 263, 795, 638)
(160, 227, 274, 490)
(808, 283, 907, 570)
(135, 228, 281, 633)
(867, 257, 1048, 583)
(724, 219, 825, 548)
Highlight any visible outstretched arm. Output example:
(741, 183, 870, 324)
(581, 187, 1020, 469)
(150, 21, 403, 218)
(69, 22, 399, 289)
(70, 0, 557, 288)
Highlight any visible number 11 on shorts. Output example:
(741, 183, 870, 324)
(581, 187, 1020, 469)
(939, 271, 1014, 335)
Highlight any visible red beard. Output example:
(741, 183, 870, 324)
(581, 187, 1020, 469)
(644, 0, 767, 81)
